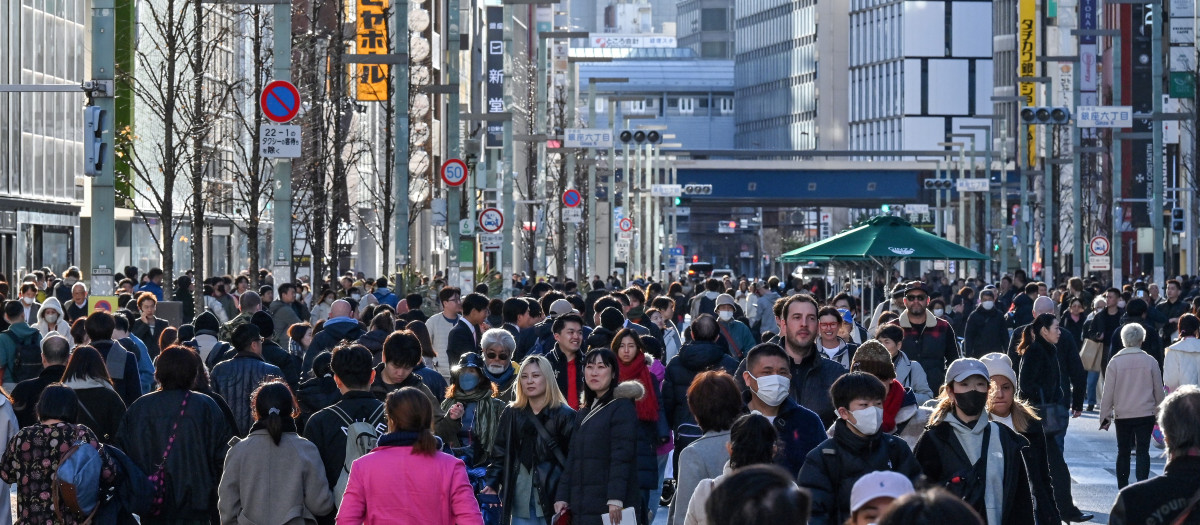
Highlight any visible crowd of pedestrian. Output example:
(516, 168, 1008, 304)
(0, 265, 1197, 525)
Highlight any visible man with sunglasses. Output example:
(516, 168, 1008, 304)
(886, 281, 961, 394)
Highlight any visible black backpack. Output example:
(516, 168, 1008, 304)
(4, 331, 43, 383)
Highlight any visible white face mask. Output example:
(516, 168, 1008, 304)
(718, 310, 734, 321)
(1117, 300, 1126, 308)
(932, 308, 945, 317)
(848, 406, 883, 435)
(44, 313, 59, 325)
(705, 291, 719, 300)
(982, 300, 995, 310)
(20, 297, 33, 305)
(749, 373, 791, 407)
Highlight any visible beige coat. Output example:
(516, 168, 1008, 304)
(1164, 337, 1200, 391)
(1099, 347, 1165, 421)
(217, 430, 334, 525)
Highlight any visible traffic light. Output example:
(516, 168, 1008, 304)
(1019, 106, 1072, 125)
(646, 130, 661, 143)
(83, 106, 106, 176)
(1172, 208, 1186, 233)
(619, 130, 633, 143)
(881, 204, 890, 213)
(924, 179, 953, 189)
(692, 254, 699, 263)
(728, 220, 738, 229)
(673, 197, 682, 206)
(633, 130, 646, 143)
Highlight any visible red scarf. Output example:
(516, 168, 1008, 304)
(618, 354, 659, 422)
(882, 379, 906, 433)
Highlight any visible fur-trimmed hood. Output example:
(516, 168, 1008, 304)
(614, 379, 645, 401)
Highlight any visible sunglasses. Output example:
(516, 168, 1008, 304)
(486, 352, 510, 361)
(905, 295, 928, 301)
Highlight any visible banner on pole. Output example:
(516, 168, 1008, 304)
(356, 0, 389, 101)
(1018, 0, 1038, 167)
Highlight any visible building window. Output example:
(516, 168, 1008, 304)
(701, 41, 728, 58)
(680, 97, 695, 114)
(701, 8, 728, 31)
(719, 97, 735, 115)
(626, 99, 647, 114)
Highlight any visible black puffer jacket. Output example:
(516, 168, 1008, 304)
(734, 346, 848, 428)
(484, 403, 576, 524)
(661, 341, 739, 430)
(913, 417, 1042, 525)
(304, 319, 365, 377)
(1108, 316, 1165, 368)
(210, 352, 283, 436)
(295, 375, 341, 432)
(1016, 338, 1064, 405)
(1014, 416, 1062, 525)
(357, 329, 388, 365)
(555, 381, 645, 525)
(115, 389, 233, 523)
(964, 306, 1009, 358)
(261, 339, 302, 391)
(799, 419, 922, 525)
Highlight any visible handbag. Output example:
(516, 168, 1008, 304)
(1079, 339, 1104, 372)
(147, 391, 190, 516)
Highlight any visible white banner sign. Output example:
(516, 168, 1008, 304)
(1088, 255, 1111, 271)
(1075, 106, 1133, 128)
(905, 203, 930, 214)
(650, 184, 682, 197)
(590, 34, 677, 48)
(564, 128, 613, 148)
(956, 179, 990, 192)
(1170, 18, 1195, 44)
(260, 125, 302, 158)
(479, 233, 503, 252)
(563, 208, 583, 224)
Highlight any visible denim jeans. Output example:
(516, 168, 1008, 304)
(1115, 415, 1156, 488)
(1085, 371, 1100, 406)
(647, 452, 670, 522)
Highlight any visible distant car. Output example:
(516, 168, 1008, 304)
(687, 262, 714, 282)
(711, 268, 735, 280)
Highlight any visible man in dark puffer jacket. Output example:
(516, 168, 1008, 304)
(304, 300, 366, 378)
(210, 324, 283, 436)
(661, 315, 739, 431)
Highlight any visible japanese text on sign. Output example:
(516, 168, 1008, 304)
(260, 124, 302, 158)
(356, 0, 389, 102)
(486, 7, 505, 148)
(1075, 106, 1133, 128)
(1018, 0, 1038, 166)
(563, 129, 613, 148)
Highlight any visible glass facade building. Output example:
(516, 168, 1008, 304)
(0, 0, 87, 278)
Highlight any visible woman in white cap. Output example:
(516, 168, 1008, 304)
(913, 357, 1038, 525)
(845, 471, 915, 525)
(980, 353, 1062, 524)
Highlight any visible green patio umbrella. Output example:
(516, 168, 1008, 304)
(778, 215, 989, 266)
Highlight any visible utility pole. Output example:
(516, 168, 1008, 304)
(271, 1, 293, 286)
(90, 0, 117, 296)
(392, 0, 410, 273)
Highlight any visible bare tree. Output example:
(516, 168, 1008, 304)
(115, 0, 231, 301)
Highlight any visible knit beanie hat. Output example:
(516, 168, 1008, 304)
(194, 311, 221, 333)
(851, 340, 896, 381)
(600, 307, 625, 332)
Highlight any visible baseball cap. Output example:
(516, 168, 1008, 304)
(549, 299, 576, 316)
(890, 283, 907, 298)
(945, 357, 991, 384)
(904, 281, 930, 296)
(836, 308, 854, 324)
(715, 294, 736, 308)
(850, 471, 915, 512)
(979, 353, 1017, 385)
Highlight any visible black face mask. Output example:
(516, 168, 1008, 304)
(955, 390, 989, 417)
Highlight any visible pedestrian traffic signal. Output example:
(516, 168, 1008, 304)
(1019, 106, 1072, 125)
(1172, 208, 1186, 233)
(924, 179, 953, 189)
(83, 106, 106, 177)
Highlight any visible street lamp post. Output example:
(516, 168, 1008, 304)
(962, 120, 1000, 280)
(585, 76, 628, 278)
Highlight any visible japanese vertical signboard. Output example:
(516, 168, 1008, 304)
(486, 6, 505, 148)
(1017, 0, 1037, 167)
(356, 0, 388, 101)
(1131, 3, 1153, 227)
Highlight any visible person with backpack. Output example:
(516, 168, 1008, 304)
(371, 277, 400, 309)
(11, 333, 69, 428)
(116, 346, 234, 524)
(338, 387, 483, 524)
(218, 380, 334, 525)
(0, 299, 43, 391)
(798, 372, 922, 525)
(1, 384, 117, 525)
(187, 310, 234, 370)
(305, 300, 366, 380)
(303, 344, 387, 524)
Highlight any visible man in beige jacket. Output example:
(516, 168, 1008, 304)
(1100, 323, 1166, 488)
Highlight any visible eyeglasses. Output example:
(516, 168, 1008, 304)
(905, 295, 928, 301)
(818, 322, 840, 329)
(485, 352, 510, 361)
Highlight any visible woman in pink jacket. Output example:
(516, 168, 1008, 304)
(337, 387, 483, 525)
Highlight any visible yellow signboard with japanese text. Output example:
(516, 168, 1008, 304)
(1018, 0, 1037, 166)
(357, 0, 388, 101)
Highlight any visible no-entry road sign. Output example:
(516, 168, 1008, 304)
(479, 208, 504, 233)
(261, 80, 301, 123)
